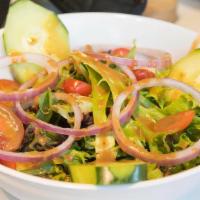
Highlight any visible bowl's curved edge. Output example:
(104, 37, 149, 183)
(1, 162, 200, 190)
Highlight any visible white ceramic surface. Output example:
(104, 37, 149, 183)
(0, 13, 199, 200)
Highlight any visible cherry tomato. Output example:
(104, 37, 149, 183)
(154, 110, 195, 134)
(0, 160, 41, 170)
(63, 79, 92, 96)
(111, 48, 130, 57)
(132, 69, 155, 81)
(0, 79, 19, 91)
(0, 79, 20, 107)
(0, 159, 16, 169)
(0, 104, 24, 151)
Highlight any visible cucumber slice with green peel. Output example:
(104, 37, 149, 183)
(169, 49, 200, 90)
(68, 161, 147, 185)
(3, 0, 70, 61)
(107, 162, 146, 184)
(10, 63, 43, 83)
(69, 164, 97, 184)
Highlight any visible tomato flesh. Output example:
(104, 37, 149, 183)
(133, 69, 155, 81)
(0, 105, 24, 151)
(0, 79, 20, 107)
(154, 110, 195, 134)
(0, 159, 16, 169)
(111, 48, 130, 57)
(0, 79, 19, 91)
(63, 79, 92, 96)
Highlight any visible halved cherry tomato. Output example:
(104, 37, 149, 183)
(111, 48, 130, 57)
(0, 79, 19, 91)
(0, 79, 20, 107)
(0, 104, 24, 151)
(154, 110, 195, 134)
(0, 160, 41, 170)
(138, 111, 195, 136)
(132, 69, 155, 81)
(0, 159, 16, 169)
(63, 79, 92, 96)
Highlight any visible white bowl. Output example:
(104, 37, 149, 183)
(0, 13, 199, 200)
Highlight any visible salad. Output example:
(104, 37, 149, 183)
(0, 0, 200, 185)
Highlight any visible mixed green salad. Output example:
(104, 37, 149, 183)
(1, 0, 200, 185)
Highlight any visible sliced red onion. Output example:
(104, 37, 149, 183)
(87, 51, 171, 70)
(136, 49, 172, 71)
(54, 93, 83, 129)
(15, 89, 137, 137)
(119, 64, 137, 82)
(112, 78, 200, 166)
(0, 53, 58, 101)
(58, 52, 137, 82)
(133, 66, 156, 73)
(58, 59, 69, 68)
(0, 92, 84, 162)
(0, 136, 74, 162)
(84, 45, 172, 70)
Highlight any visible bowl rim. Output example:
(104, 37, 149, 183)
(58, 12, 196, 36)
(0, 12, 199, 190)
(1, 162, 200, 190)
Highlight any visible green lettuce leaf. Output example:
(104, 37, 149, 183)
(127, 40, 136, 59)
(51, 104, 74, 124)
(88, 67, 115, 158)
(147, 164, 163, 180)
(163, 95, 196, 115)
(56, 66, 70, 89)
(71, 52, 129, 99)
(36, 89, 54, 122)
(88, 68, 110, 124)
(122, 119, 146, 148)
(22, 161, 70, 181)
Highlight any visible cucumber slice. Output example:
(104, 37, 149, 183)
(10, 62, 42, 83)
(108, 162, 146, 183)
(68, 161, 147, 185)
(69, 164, 97, 185)
(3, 0, 70, 60)
(169, 49, 200, 90)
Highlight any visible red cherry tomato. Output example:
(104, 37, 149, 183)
(0, 79, 20, 107)
(0, 79, 19, 91)
(138, 111, 195, 135)
(0, 104, 24, 151)
(132, 69, 155, 81)
(0, 79, 19, 92)
(63, 79, 92, 96)
(0, 159, 16, 169)
(111, 48, 130, 57)
(154, 110, 195, 134)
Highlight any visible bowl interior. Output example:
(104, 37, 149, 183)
(59, 13, 197, 61)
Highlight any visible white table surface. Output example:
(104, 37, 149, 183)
(1, 0, 200, 199)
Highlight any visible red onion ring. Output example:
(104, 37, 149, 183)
(15, 90, 137, 137)
(0, 53, 58, 101)
(54, 92, 83, 129)
(58, 59, 69, 68)
(0, 136, 74, 162)
(87, 51, 171, 70)
(85, 45, 172, 70)
(0, 93, 83, 162)
(112, 78, 200, 166)
(58, 53, 137, 84)
(84, 52, 137, 81)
